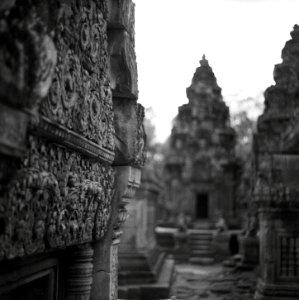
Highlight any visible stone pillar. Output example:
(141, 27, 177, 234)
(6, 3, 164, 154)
(117, 167, 176, 299)
(112, 166, 142, 294)
(91, 161, 143, 300)
(66, 244, 94, 300)
(91, 2, 145, 299)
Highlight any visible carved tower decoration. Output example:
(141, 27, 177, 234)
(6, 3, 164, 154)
(165, 55, 236, 227)
(254, 25, 299, 300)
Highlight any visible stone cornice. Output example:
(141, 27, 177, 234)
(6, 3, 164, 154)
(30, 116, 115, 164)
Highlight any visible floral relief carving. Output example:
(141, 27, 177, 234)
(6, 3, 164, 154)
(0, 135, 114, 261)
(40, 0, 114, 152)
(0, 3, 57, 110)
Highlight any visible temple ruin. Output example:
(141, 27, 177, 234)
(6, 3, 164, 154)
(253, 24, 299, 300)
(0, 0, 145, 299)
(1, 1, 299, 299)
(165, 55, 238, 228)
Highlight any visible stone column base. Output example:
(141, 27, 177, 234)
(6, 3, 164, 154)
(254, 281, 299, 300)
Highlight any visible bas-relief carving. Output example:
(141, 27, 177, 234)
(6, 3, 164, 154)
(254, 26, 299, 300)
(113, 166, 141, 239)
(113, 100, 146, 167)
(40, 0, 114, 153)
(0, 1, 57, 159)
(133, 104, 146, 167)
(0, 0, 118, 262)
(0, 135, 114, 261)
(257, 25, 299, 152)
(0, 3, 56, 110)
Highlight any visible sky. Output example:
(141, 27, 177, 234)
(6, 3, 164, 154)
(133, 0, 299, 143)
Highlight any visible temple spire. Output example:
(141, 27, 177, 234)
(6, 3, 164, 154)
(200, 54, 209, 67)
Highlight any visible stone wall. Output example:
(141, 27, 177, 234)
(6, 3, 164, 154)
(254, 25, 299, 300)
(0, 0, 145, 299)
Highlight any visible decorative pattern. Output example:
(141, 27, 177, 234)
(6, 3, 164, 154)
(133, 104, 146, 167)
(0, 2, 57, 110)
(66, 243, 94, 300)
(32, 116, 115, 163)
(280, 236, 299, 278)
(0, 135, 114, 261)
(110, 243, 119, 300)
(40, 0, 114, 152)
(165, 55, 236, 220)
(257, 25, 299, 152)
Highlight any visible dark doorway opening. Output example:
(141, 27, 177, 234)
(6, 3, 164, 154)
(196, 193, 209, 219)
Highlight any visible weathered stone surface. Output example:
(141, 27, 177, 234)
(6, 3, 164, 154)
(108, 0, 138, 99)
(113, 100, 146, 167)
(165, 54, 237, 227)
(0, 135, 114, 261)
(0, 103, 28, 157)
(39, 0, 115, 153)
(0, 1, 143, 300)
(172, 264, 257, 300)
(0, 2, 57, 110)
(66, 243, 94, 300)
(254, 24, 299, 300)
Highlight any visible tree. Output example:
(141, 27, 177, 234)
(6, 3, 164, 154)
(231, 110, 256, 159)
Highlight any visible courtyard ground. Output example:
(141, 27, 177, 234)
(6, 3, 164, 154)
(170, 262, 258, 300)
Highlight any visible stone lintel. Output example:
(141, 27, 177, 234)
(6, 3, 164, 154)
(31, 116, 115, 164)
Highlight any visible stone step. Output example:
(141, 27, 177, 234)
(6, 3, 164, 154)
(118, 257, 175, 300)
(190, 243, 212, 248)
(191, 250, 214, 257)
(189, 235, 213, 241)
(189, 244, 210, 250)
(189, 257, 215, 265)
(190, 239, 211, 245)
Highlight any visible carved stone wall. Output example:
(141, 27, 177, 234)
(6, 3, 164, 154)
(0, 0, 115, 263)
(0, 0, 145, 299)
(0, 136, 114, 260)
(254, 25, 299, 300)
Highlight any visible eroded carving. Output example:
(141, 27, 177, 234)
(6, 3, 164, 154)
(40, 0, 114, 152)
(113, 100, 146, 167)
(133, 103, 146, 167)
(108, 0, 138, 98)
(0, 3, 56, 110)
(0, 135, 114, 261)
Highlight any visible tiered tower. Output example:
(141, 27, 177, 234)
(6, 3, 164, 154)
(254, 25, 299, 300)
(166, 55, 236, 227)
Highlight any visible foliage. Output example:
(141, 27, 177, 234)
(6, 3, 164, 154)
(231, 110, 256, 159)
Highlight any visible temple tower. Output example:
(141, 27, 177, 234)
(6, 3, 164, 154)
(165, 55, 237, 228)
(254, 25, 299, 300)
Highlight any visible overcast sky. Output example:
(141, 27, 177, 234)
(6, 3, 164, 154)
(134, 0, 299, 142)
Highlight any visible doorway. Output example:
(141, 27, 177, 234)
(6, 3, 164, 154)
(196, 193, 209, 219)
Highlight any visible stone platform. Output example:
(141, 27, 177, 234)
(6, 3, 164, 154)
(171, 262, 258, 300)
(118, 257, 175, 300)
